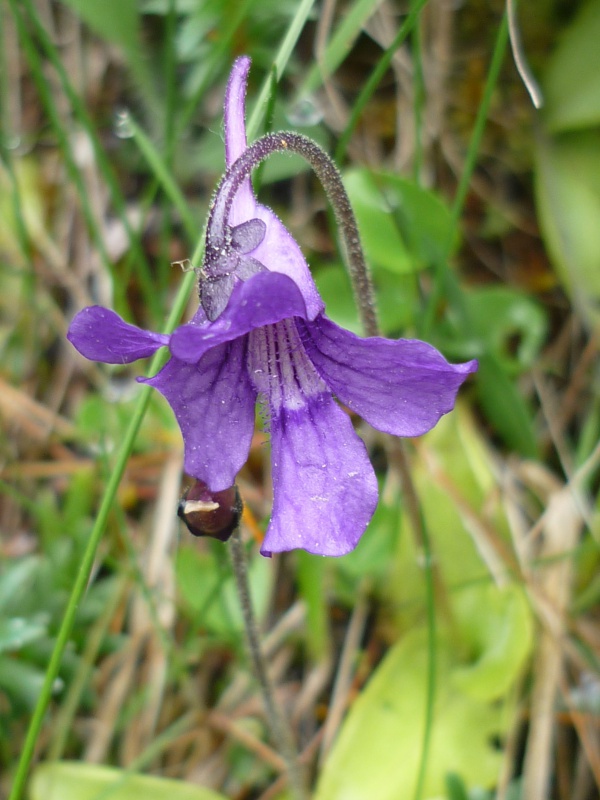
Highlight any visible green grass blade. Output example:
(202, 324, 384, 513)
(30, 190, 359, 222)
(17, 0, 159, 318)
(412, 510, 437, 800)
(411, 1, 426, 183)
(9, 0, 112, 275)
(448, 13, 509, 236)
(334, 0, 429, 163)
(246, 0, 317, 139)
(420, 11, 509, 338)
(298, 0, 384, 97)
(126, 115, 197, 242)
(8, 4, 318, 792)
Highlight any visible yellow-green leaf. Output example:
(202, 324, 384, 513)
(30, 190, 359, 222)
(30, 762, 228, 800)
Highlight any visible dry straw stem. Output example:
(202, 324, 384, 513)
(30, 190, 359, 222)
(124, 452, 181, 762)
(318, 579, 370, 762)
(229, 529, 308, 800)
(505, 442, 600, 800)
(521, 480, 581, 800)
(0, 376, 76, 442)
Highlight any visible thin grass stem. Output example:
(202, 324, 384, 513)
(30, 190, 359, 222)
(299, 0, 384, 97)
(126, 116, 197, 241)
(15, 0, 159, 318)
(9, 0, 112, 275)
(6, 267, 195, 800)
(411, 2, 425, 184)
(246, 0, 317, 140)
(8, 23, 312, 795)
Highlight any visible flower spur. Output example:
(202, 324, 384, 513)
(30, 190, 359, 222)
(68, 57, 477, 556)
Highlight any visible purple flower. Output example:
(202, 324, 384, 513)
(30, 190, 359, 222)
(68, 57, 477, 557)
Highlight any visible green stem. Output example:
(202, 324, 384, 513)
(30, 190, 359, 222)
(246, 0, 317, 140)
(6, 267, 196, 800)
(411, 1, 425, 183)
(8, 13, 314, 790)
(8, 393, 152, 800)
(448, 12, 509, 236)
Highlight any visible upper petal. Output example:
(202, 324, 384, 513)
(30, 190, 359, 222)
(222, 57, 324, 319)
(170, 271, 309, 364)
(225, 55, 251, 166)
(261, 393, 378, 557)
(251, 203, 324, 320)
(142, 338, 256, 492)
(224, 56, 256, 227)
(67, 306, 169, 364)
(298, 315, 478, 437)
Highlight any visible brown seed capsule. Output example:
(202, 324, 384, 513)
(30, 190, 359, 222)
(177, 480, 243, 542)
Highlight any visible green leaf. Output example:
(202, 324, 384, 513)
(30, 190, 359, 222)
(475, 354, 539, 459)
(314, 264, 361, 334)
(0, 557, 39, 610)
(386, 407, 516, 624)
(450, 584, 533, 702)
(445, 773, 470, 800)
(315, 263, 418, 336)
(175, 546, 272, 638)
(316, 578, 532, 800)
(0, 618, 47, 654)
(315, 622, 516, 800)
(343, 169, 454, 275)
(534, 129, 600, 329)
(30, 762, 228, 800)
(543, 0, 600, 132)
(58, 0, 141, 60)
(0, 657, 46, 711)
(463, 287, 547, 374)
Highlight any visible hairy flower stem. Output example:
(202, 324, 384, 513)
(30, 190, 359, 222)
(206, 131, 378, 337)
(229, 529, 307, 800)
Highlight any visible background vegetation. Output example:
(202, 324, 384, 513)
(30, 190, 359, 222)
(1, 1, 599, 798)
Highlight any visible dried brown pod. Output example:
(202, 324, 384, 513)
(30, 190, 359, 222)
(177, 480, 243, 542)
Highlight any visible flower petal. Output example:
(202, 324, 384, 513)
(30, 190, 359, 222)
(261, 393, 378, 556)
(299, 315, 478, 437)
(67, 306, 169, 364)
(225, 56, 251, 167)
(224, 56, 256, 227)
(170, 271, 309, 364)
(252, 204, 324, 320)
(223, 57, 324, 319)
(142, 338, 256, 491)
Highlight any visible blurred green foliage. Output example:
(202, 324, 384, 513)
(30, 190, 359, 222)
(2, 0, 598, 798)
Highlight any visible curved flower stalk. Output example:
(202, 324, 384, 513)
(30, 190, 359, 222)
(68, 57, 477, 557)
